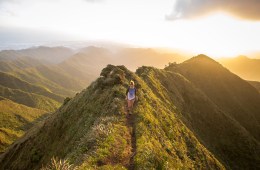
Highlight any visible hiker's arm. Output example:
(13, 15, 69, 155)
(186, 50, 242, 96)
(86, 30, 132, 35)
(126, 88, 129, 96)
(135, 88, 138, 101)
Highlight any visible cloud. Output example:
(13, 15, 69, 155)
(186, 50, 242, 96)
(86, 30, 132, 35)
(0, 0, 16, 4)
(84, 0, 104, 3)
(166, 0, 260, 20)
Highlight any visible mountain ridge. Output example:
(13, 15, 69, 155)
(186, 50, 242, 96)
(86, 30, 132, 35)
(0, 64, 225, 170)
(0, 46, 74, 63)
(1, 55, 259, 169)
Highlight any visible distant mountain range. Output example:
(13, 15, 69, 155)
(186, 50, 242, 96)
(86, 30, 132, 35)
(0, 55, 259, 169)
(0, 46, 74, 63)
(218, 56, 260, 81)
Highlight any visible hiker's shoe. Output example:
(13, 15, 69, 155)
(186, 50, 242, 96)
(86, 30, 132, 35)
(129, 111, 132, 115)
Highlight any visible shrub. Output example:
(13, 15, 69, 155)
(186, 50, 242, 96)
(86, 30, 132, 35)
(41, 157, 76, 170)
(63, 97, 71, 105)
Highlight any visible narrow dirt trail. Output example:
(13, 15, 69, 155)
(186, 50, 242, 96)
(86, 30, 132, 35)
(125, 107, 136, 170)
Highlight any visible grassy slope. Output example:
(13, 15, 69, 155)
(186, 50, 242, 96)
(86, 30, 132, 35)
(0, 54, 82, 154)
(0, 98, 47, 153)
(58, 51, 112, 84)
(0, 85, 60, 112)
(0, 71, 64, 102)
(0, 57, 65, 153)
(35, 64, 86, 91)
(10, 67, 76, 97)
(131, 68, 223, 169)
(0, 50, 22, 61)
(0, 57, 83, 97)
(248, 81, 260, 93)
(17, 46, 74, 64)
(0, 65, 224, 170)
(140, 64, 260, 169)
(171, 55, 260, 140)
(0, 46, 74, 64)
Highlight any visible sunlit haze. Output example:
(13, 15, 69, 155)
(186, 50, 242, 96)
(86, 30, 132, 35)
(1, 0, 260, 58)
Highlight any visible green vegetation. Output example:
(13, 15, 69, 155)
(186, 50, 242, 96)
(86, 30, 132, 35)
(133, 73, 224, 169)
(0, 98, 47, 152)
(0, 68, 63, 151)
(41, 157, 75, 170)
(0, 85, 60, 112)
(7, 64, 82, 97)
(0, 71, 64, 102)
(0, 54, 86, 153)
(0, 57, 85, 97)
(0, 46, 74, 63)
(0, 55, 260, 170)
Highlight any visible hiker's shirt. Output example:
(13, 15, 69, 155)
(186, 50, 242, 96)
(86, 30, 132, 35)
(127, 88, 136, 100)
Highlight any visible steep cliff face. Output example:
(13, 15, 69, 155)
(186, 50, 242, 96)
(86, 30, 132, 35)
(1, 55, 259, 170)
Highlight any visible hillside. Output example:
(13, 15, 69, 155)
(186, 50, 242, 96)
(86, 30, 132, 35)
(0, 46, 74, 63)
(219, 56, 260, 81)
(0, 46, 187, 162)
(0, 98, 47, 153)
(0, 85, 60, 112)
(0, 56, 46, 72)
(164, 55, 260, 169)
(0, 72, 64, 102)
(0, 46, 185, 97)
(0, 58, 67, 152)
(248, 81, 260, 93)
(59, 47, 113, 84)
(0, 57, 85, 97)
(168, 55, 260, 140)
(0, 65, 224, 170)
(1, 56, 259, 169)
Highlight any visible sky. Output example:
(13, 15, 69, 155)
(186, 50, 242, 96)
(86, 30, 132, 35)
(0, 0, 260, 58)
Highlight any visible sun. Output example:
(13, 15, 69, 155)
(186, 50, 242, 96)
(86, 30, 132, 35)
(1, 1, 260, 58)
(154, 12, 260, 58)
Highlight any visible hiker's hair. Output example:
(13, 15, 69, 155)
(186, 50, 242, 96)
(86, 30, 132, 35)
(130, 80, 134, 85)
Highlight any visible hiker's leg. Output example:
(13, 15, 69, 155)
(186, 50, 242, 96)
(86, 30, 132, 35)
(130, 99, 135, 111)
(127, 100, 131, 111)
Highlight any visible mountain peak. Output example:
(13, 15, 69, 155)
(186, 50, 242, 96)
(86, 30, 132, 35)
(185, 54, 218, 63)
(79, 46, 111, 54)
(165, 54, 222, 73)
(236, 55, 249, 60)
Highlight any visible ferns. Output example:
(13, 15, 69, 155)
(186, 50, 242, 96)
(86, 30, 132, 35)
(41, 157, 77, 170)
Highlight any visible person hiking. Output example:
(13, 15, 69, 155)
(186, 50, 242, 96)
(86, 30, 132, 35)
(126, 80, 137, 114)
